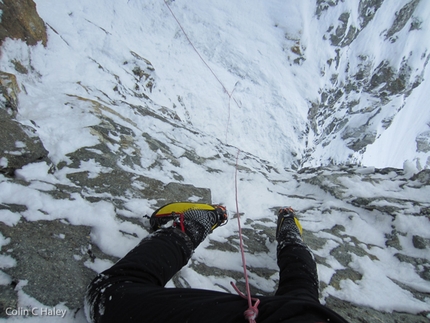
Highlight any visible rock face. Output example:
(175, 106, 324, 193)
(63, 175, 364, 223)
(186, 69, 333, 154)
(295, 167, 430, 310)
(0, 0, 47, 46)
(0, 72, 20, 114)
(0, 1, 429, 322)
(305, 0, 430, 168)
(0, 219, 109, 310)
(0, 109, 50, 176)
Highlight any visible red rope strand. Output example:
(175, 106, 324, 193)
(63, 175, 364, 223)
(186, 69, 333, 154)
(164, 1, 229, 94)
(164, 2, 259, 321)
(232, 149, 260, 322)
(164, 0, 243, 145)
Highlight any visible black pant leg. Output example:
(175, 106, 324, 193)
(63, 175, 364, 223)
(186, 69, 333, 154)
(275, 244, 319, 301)
(84, 227, 348, 323)
(102, 228, 192, 287)
(84, 228, 249, 323)
(85, 228, 191, 322)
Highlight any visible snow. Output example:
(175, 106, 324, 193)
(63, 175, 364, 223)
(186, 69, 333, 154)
(0, 0, 430, 321)
(0, 254, 16, 270)
(358, 0, 430, 169)
(83, 259, 114, 275)
(0, 210, 20, 227)
(326, 254, 430, 313)
(0, 158, 8, 168)
(363, 75, 430, 169)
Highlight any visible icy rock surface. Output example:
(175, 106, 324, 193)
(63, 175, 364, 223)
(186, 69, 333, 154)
(0, 0, 430, 322)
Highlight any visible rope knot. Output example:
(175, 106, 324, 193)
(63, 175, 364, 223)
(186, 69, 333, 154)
(231, 281, 260, 323)
(244, 306, 259, 322)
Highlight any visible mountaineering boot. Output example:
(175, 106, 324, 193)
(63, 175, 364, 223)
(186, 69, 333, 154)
(178, 205, 228, 249)
(149, 202, 228, 249)
(276, 207, 306, 252)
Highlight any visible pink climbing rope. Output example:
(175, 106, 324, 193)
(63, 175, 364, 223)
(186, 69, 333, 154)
(163, 0, 241, 145)
(231, 149, 260, 322)
(163, 2, 259, 320)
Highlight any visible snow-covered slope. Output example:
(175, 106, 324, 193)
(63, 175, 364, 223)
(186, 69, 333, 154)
(305, 0, 430, 169)
(2, 0, 429, 170)
(0, 0, 430, 322)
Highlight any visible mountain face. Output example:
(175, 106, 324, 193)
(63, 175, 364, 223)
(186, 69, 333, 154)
(305, 0, 430, 169)
(2, 0, 429, 170)
(0, 0, 429, 322)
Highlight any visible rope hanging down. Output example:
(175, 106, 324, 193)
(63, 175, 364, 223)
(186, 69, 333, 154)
(231, 150, 260, 322)
(163, 1, 259, 321)
(163, 0, 240, 144)
(164, 1, 239, 102)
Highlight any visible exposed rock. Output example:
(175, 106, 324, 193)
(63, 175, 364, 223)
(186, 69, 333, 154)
(395, 253, 430, 281)
(416, 130, 430, 153)
(412, 235, 430, 250)
(341, 125, 377, 151)
(0, 0, 47, 46)
(0, 219, 112, 311)
(329, 12, 359, 47)
(385, 229, 402, 250)
(358, 0, 384, 29)
(328, 268, 363, 291)
(1, 108, 429, 322)
(0, 1, 429, 322)
(316, 0, 342, 18)
(411, 169, 430, 185)
(0, 284, 17, 319)
(0, 71, 20, 115)
(0, 109, 50, 176)
(326, 296, 429, 323)
(385, 0, 421, 40)
(305, 0, 429, 167)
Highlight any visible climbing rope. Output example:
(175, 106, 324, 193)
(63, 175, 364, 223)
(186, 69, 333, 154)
(163, 0, 241, 144)
(163, 1, 259, 321)
(231, 149, 260, 322)
(163, 1, 239, 101)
